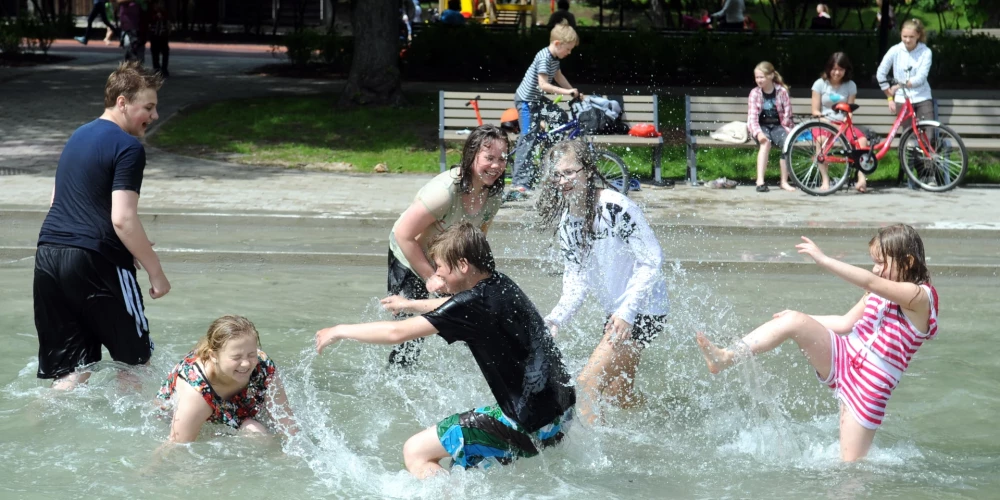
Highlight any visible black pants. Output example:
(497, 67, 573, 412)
(83, 3, 117, 40)
(150, 35, 169, 73)
(386, 250, 430, 367)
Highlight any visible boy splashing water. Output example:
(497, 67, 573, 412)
(316, 223, 575, 477)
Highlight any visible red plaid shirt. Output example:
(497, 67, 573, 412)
(747, 85, 793, 138)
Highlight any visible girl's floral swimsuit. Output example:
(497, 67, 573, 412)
(157, 350, 276, 429)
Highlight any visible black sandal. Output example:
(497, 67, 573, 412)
(755, 184, 769, 193)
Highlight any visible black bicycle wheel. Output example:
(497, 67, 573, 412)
(784, 121, 852, 196)
(898, 123, 969, 192)
(594, 149, 630, 195)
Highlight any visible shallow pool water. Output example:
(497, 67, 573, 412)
(1, 221, 998, 499)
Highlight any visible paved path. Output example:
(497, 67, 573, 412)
(2, 42, 998, 231)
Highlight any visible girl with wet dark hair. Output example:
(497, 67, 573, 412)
(386, 124, 509, 367)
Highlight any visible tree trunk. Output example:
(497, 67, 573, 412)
(338, 0, 405, 107)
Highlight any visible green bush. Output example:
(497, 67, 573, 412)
(0, 18, 21, 57)
(400, 26, 1000, 88)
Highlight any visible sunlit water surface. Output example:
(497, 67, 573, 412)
(1, 227, 998, 499)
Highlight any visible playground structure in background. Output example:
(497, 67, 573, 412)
(437, 0, 539, 27)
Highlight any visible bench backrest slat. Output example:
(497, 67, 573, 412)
(687, 95, 1000, 140)
(440, 91, 658, 136)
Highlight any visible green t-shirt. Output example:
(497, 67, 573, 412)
(389, 168, 502, 271)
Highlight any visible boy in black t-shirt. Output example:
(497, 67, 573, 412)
(316, 223, 575, 478)
(35, 61, 169, 389)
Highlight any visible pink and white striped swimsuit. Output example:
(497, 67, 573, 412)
(818, 284, 939, 429)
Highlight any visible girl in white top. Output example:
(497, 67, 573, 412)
(811, 52, 872, 192)
(386, 124, 507, 366)
(536, 140, 670, 425)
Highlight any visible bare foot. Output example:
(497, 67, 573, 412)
(695, 332, 732, 374)
(780, 183, 797, 192)
(104, 39, 112, 46)
(819, 183, 830, 192)
(856, 183, 867, 193)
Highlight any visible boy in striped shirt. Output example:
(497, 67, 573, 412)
(508, 20, 581, 201)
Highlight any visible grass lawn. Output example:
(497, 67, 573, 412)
(152, 91, 999, 184)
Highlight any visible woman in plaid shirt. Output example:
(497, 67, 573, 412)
(747, 61, 796, 192)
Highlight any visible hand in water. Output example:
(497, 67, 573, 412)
(605, 315, 633, 344)
(315, 326, 342, 354)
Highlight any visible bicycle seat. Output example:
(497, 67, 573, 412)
(834, 103, 860, 114)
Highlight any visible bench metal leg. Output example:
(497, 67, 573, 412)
(649, 144, 672, 187)
(439, 139, 447, 172)
(686, 142, 699, 186)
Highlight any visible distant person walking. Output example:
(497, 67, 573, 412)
(148, 0, 170, 77)
(547, 0, 576, 28)
(712, 0, 745, 31)
(75, 0, 118, 45)
(117, 0, 145, 63)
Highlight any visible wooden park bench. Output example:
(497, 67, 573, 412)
(683, 95, 1000, 185)
(439, 91, 668, 183)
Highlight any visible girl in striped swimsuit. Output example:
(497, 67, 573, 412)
(695, 224, 938, 461)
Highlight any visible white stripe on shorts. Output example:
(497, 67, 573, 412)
(127, 271, 149, 332)
(117, 267, 145, 337)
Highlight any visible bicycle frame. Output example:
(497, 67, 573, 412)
(811, 91, 933, 165)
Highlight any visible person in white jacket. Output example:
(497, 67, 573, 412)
(712, 0, 745, 31)
(876, 18, 933, 186)
(877, 18, 933, 124)
(535, 140, 670, 425)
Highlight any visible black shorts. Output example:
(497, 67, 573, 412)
(33, 244, 153, 379)
(387, 250, 429, 303)
(605, 314, 667, 349)
(387, 250, 429, 367)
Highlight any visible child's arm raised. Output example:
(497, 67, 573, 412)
(797, 237, 929, 319)
(381, 295, 450, 315)
(315, 316, 438, 353)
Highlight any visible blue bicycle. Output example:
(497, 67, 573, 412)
(522, 96, 634, 195)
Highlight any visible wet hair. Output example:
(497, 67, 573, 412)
(868, 223, 930, 286)
(194, 315, 261, 361)
(455, 124, 508, 197)
(754, 61, 789, 90)
(550, 19, 579, 45)
(104, 60, 163, 108)
(557, 0, 569, 10)
(821, 52, 854, 83)
(901, 18, 927, 43)
(428, 222, 496, 274)
(535, 140, 611, 251)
